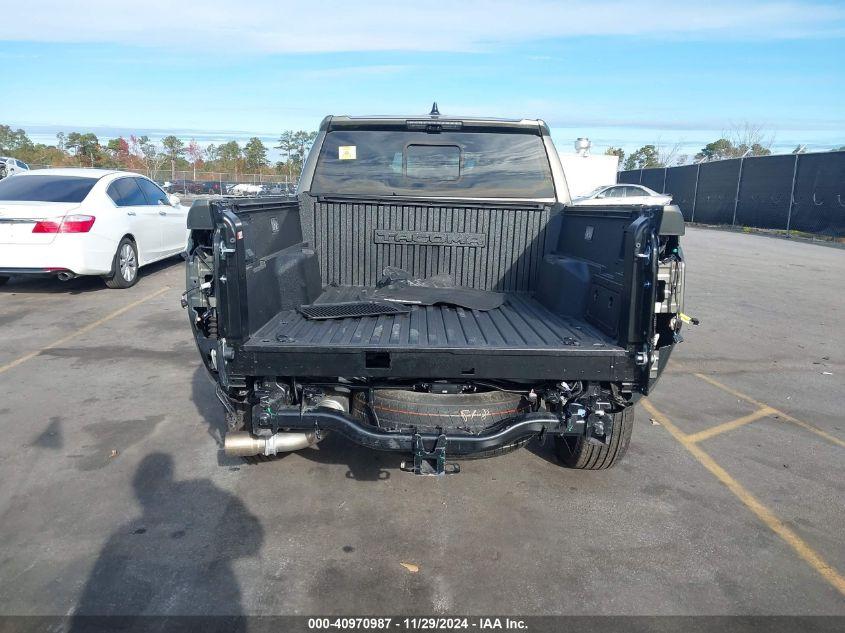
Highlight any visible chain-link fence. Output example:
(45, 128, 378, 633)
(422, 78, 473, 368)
(619, 150, 845, 238)
(149, 170, 295, 185)
(21, 165, 297, 196)
(148, 170, 296, 196)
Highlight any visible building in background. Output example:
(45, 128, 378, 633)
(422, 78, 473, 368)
(557, 138, 619, 198)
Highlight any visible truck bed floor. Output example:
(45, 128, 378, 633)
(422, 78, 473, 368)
(244, 286, 620, 354)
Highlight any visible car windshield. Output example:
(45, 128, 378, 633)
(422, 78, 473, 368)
(311, 130, 555, 198)
(0, 175, 97, 202)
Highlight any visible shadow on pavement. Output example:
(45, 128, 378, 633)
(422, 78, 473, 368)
(190, 366, 229, 450)
(294, 433, 398, 481)
(0, 256, 183, 295)
(524, 435, 560, 467)
(70, 453, 262, 630)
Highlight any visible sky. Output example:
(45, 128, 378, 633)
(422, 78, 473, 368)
(1, 0, 844, 160)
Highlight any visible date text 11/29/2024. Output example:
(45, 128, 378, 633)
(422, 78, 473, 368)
(307, 617, 528, 630)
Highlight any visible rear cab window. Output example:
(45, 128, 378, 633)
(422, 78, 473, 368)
(311, 129, 555, 198)
(0, 175, 97, 203)
(405, 145, 461, 180)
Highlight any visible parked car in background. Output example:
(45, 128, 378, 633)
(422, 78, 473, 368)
(260, 183, 294, 195)
(199, 181, 223, 195)
(0, 169, 188, 288)
(571, 184, 672, 206)
(0, 157, 30, 179)
(162, 179, 204, 195)
(230, 183, 262, 196)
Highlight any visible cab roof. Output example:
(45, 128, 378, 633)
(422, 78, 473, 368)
(320, 115, 550, 136)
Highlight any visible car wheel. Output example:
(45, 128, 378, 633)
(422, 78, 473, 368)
(104, 238, 139, 289)
(0, 276, 9, 287)
(553, 406, 634, 469)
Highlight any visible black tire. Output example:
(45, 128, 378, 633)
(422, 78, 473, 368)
(554, 406, 634, 469)
(352, 389, 530, 434)
(0, 276, 9, 287)
(104, 237, 139, 289)
(456, 436, 532, 460)
(353, 389, 533, 459)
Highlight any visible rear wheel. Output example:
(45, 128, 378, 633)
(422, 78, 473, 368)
(0, 276, 9, 286)
(554, 406, 634, 469)
(104, 238, 139, 289)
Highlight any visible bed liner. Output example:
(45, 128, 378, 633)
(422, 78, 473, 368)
(246, 286, 617, 350)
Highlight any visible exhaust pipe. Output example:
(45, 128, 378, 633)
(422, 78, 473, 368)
(56, 271, 76, 281)
(225, 430, 319, 457)
(224, 392, 347, 457)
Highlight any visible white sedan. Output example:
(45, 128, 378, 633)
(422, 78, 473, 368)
(1, 156, 30, 179)
(0, 169, 188, 289)
(571, 184, 672, 206)
(230, 183, 263, 196)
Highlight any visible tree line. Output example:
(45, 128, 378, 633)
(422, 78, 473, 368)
(602, 124, 843, 171)
(603, 124, 778, 171)
(606, 139, 774, 171)
(0, 124, 318, 181)
(4, 122, 841, 179)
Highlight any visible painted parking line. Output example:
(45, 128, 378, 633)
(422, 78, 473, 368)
(691, 372, 845, 449)
(685, 406, 777, 444)
(670, 362, 845, 449)
(642, 398, 845, 598)
(0, 286, 171, 376)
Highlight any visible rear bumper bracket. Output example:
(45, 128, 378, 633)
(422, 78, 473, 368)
(257, 406, 566, 457)
(400, 433, 460, 476)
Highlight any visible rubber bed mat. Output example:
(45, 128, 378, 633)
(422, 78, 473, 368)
(299, 302, 410, 320)
(246, 286, 619, 352)
(361, 285, 505, 311)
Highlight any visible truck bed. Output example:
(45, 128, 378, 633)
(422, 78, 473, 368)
(191, 196, 662, 381)
(239, 286, 629, 380)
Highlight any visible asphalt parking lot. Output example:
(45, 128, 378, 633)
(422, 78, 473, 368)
(0, 226, 842, 618)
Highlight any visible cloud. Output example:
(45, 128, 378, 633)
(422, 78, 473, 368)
(2, 1, 843, 53)
(294, 65, 413, 80)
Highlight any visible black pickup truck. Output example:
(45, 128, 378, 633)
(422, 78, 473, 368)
(185, 112, 686, 474)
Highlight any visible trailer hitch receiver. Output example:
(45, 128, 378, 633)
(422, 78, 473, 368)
(400, 433, 460, 476)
